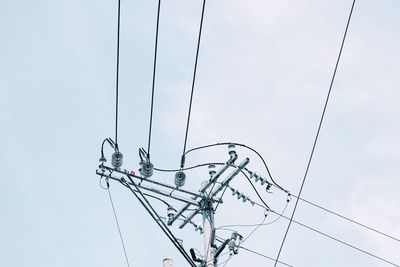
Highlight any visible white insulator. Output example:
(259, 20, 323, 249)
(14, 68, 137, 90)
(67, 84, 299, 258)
(174, 171, 186, 187)
(166, 206, 175, 225)
(228, 144, 236, 156)
(111, 151, 123, 169)
(208, 164, 216, 178)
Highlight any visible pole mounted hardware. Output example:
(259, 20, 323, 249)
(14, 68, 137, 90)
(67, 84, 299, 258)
(97, 142, 285, 266)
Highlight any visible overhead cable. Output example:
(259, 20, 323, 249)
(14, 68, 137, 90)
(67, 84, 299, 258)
(180, 0, 207, 168)
(293, 194, 400, 243)
(239, 245, 295, 267)
(274, 211, 400, 267)
(114, 0, 122, 145)
(147, 0, 162, 159)
(236, 191, 399, 266)
(273, 1, 356, 266)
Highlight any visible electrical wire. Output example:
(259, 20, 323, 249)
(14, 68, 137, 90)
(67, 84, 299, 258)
(154, 157, 399, 247)
(238, 245, 294, 267)
(155, 157, 400, 244)
(184, 142, 286, 191)
(273, 1, 356, 266)
(221, 255, 233, 267)
(147, 0, 161, 159)
(273, 211, 400, 267)
(292, 194, 400, 243)
(106, 183, 130, 267)
(214, 235, 294, 267)
(239, 212, 268, 245)
(154, 162, 225, 172)
(240, 170, 271, 210)
(181, 0, 207, 166)
(242, 189, 399, 266)
(114, 0, 121, 145)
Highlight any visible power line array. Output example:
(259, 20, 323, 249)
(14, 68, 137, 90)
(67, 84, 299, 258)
(96, 0, 400, 266)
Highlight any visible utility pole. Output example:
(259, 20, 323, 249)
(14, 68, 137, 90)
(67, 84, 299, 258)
(97, 141, 279, 266)
(203, 199, 215, 267)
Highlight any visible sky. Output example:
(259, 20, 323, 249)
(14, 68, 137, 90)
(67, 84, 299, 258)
(1, 0, 400, 266)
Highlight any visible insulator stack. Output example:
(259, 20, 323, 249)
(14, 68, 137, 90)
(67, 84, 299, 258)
(231, 189, 249, 202)
(111, 151, 123, 169)
(140, 161, 154, 178)
(174, 171, 186, 187)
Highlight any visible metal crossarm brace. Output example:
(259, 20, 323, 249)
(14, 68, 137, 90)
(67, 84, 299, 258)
(169, 153, 238, 226)
(96, 170, 201, 206)
(178, 157, 249, 229)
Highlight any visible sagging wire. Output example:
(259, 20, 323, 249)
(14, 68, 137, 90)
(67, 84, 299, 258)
(239, 210, 268, 245)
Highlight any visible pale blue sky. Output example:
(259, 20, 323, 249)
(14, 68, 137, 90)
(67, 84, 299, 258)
(1, 0, 399, 266)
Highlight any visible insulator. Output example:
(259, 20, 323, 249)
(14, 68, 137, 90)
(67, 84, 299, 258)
(111, 151, 123, 169)
(167, 206, 175, 217)
(208, 164, 216, 178)
(228, 239, 236, 252)
(196, 224, 203, 234)
(266, 183, 272, 191)
(140, 161, 154, 178)
(232, 189, 239, 197)
(167, 206, 175, 225)
(228, 144, 236, 156)
(174, 171, 186, 187)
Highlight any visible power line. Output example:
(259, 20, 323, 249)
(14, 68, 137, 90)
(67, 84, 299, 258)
(273, 1, 356, 265)
(106, 184, 130, 267)
(181, 0, 207, 167)
(154, 162, 225, 172)
(114, 0, 121, 145)
(147, 0, 161, 159)
(273, 211, 400, 267)
(237, 190, 400, 267)
(238, 246, 294, 267)
(292, 194, 400, 243)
